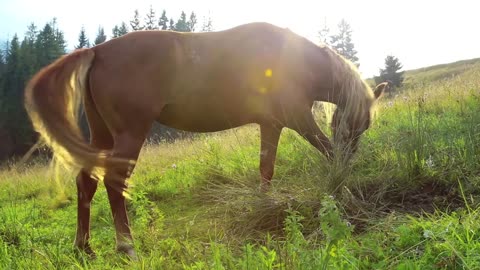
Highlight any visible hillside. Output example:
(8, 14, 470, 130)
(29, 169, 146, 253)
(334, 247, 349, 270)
(366, 57, 480, 89)
(403, 57, 480, 85)
(0, 58, 479, 269)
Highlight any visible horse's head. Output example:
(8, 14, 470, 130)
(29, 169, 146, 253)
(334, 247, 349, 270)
(330, 82, 387, 160)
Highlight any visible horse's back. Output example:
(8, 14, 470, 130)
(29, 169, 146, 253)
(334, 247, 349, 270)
(87, 23, 321, 132)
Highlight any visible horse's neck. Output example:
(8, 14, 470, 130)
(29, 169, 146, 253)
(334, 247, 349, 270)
(315, 75, 351, 108)
(312, 48, 351, 107)
(328, 73, 368, 112)
(307, 45, 371, 114)
(316, 87, 344, 106)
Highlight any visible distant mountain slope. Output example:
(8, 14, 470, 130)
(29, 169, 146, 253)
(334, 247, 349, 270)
(403, 58, 480, 85)
(367, 57, 480, 87)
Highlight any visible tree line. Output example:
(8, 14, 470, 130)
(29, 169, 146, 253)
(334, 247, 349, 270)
(77, 7, 214, 49)
(0, 19, 66, 160)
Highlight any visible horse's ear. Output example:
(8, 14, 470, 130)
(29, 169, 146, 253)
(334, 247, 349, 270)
(373, 82, 388, 99)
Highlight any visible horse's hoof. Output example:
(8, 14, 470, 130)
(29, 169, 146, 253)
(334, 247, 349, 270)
(260, 183, 271, 192)
(74, 244, 97, 259)
(117, 244, 138, 260)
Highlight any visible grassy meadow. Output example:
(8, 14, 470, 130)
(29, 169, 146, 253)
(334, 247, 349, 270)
(1, 58, 480, 269)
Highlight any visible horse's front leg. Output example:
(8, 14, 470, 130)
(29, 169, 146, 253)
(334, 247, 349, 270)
(289, 111, 334, 160)
(259, 124, 283, 191)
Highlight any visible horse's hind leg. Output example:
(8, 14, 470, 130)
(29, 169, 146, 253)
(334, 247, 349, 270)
(74, 90, 114, 256)
(75, 171, 99, 256)
(104, 129, 151, 259)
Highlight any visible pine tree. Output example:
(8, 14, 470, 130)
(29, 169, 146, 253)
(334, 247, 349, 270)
(119, 22, 129, 36)
(0, 48, 4, 103)
(318, 17, 330, 45)
(0, 50, 5, 76)
(130, 9, 144, 31)
(112, 25, 120, 38)
(144, 5, 158, 30)
(159, 10, 168, 30)
(51, 19, 67, 58)
(26, 23, 38, 43)
(5, 35, 20, 68)
(0, 47, 4, 83)
(169, 19, 175, 31)
(330, 19, 359, 66)
(14, 36, 39, 144)
(175, 11, 189, 32)
(113, 22, 129, 37)
(75, 26, 89, 49)
(19, 36, 36, 82)
(201, 16, 213, 32)
(375, 55, 404, 89)
(35, 20, 66, 76)
(23, 23, 38, 72)
(0, 40, 11, 131)
(4, 35, 21, 107)
(187, 12, 197, 32)
(0, 49, 4, 117)
(94, 26, 107, 45)
(2, 35, 24, 142)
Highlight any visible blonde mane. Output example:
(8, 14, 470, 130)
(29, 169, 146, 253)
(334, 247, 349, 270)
(323, 46, 375, 120)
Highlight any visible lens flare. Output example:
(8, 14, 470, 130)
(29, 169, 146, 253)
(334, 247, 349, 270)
(265, 68, 273, 77)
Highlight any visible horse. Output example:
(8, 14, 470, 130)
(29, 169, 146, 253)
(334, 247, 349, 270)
(24, 22, 386, 258)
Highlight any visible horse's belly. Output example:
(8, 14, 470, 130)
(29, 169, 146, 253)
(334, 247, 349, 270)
(156, 104, 255, 132)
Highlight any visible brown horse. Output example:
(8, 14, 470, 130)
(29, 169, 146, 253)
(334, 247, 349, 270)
(25, 22, 386, 257)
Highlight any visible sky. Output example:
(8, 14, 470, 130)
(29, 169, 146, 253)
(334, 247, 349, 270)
(0, 0, 479, 77)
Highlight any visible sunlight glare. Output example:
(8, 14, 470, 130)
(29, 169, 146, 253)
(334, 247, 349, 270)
(265, 68, 273, 77)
